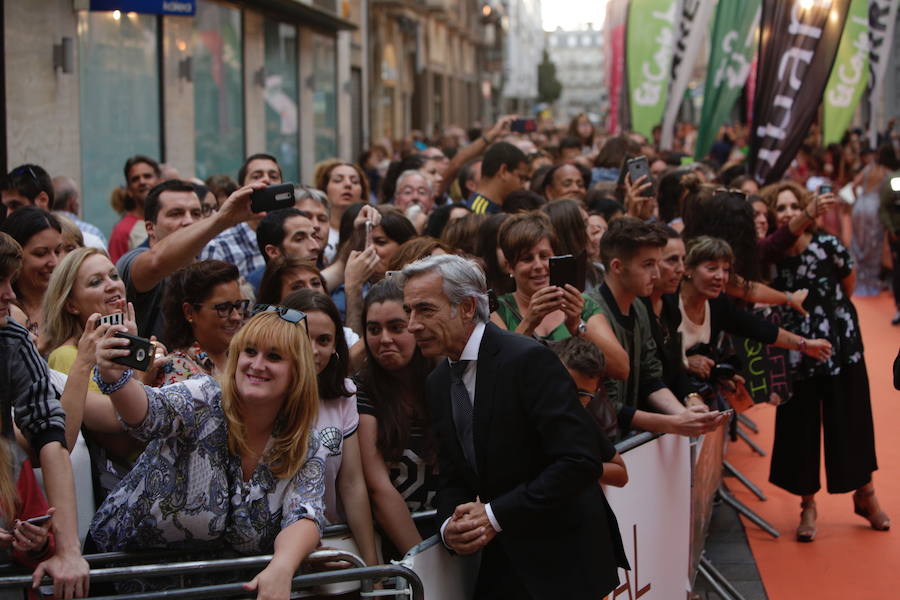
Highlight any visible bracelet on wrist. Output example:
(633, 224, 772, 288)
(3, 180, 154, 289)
(797, 338, 807, 353)
(92, 366, 134, 395)
(480, 135, 490, 146)
(785, 291, 793, 305)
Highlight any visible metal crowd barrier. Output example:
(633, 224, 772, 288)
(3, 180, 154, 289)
(0, 547, 424, 600)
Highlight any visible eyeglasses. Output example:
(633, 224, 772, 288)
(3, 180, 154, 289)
(250, 304, 309, 331)
(201, 202, 217, 217)
(194, 299, 250, 319)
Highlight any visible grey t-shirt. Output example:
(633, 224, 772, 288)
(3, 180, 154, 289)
(117, 246, 167, 344)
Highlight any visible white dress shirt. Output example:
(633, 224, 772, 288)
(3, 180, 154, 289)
(440, 321, 503, 546)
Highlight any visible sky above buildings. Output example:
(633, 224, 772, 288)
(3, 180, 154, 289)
(542, 0, 607, 31)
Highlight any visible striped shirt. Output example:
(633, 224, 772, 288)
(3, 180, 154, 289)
(200, 222, 265, 279)
(466, 192, 501, 215)
(0, 320, 67, 451)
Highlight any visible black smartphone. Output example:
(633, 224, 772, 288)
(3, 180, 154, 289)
(250, 183, 295, 213)
(625, 156, 653, 197)
(818, 184, 833, 194)
(712, 363, 737, 380)
(112, 332, 153, 371)
(549, 253, 586, 292)
(510, 118, 537, 134)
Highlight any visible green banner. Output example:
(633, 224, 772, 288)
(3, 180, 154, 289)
(822, 0, 868, 146)
(626, 0, 678, 140)
(694, 0, 760, 161)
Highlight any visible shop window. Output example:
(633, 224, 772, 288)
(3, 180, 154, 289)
(263, 20, 299, 183)
(312, 33, 338, 163)
(193, 0, 244, 180)
(78, 10, 160, 236)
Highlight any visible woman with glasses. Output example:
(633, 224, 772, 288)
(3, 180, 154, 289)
(156, 260, 248, 386)
(91, 308, 325, 597)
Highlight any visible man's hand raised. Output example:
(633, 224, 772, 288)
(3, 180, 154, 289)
(216, 182, 268, 229)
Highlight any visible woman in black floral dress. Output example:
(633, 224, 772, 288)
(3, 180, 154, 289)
(763, 181, 890, 542)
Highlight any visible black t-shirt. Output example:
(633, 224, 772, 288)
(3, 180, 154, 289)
(354, 377, 438, 514)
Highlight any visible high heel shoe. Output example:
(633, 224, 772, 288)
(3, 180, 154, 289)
(853, 488, 891, 531)
(796, 499, 817, 542)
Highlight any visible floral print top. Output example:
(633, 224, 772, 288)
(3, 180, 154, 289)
(89, 375, 326, 554)
(771, 232, 863, 381)
(154, 342, 217, 387)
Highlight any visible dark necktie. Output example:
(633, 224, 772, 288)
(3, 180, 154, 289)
(450, 360, 477, 473)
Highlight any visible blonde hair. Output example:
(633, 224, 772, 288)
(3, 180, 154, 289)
(55, 214, 84, 249)
(0, 437, 18, 522)
(40, 247, 106, 355)
(219, 312, 319, 479)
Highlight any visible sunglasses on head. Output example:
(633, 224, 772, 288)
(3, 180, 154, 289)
(250, 304, 309, 332)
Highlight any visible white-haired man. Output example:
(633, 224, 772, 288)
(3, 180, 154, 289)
(400, 254, 628, 599)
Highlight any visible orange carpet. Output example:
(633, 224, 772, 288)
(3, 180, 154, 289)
(727, 292, 900, 598)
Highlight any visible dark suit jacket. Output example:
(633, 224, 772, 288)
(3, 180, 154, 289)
(426, 322, 628, 599)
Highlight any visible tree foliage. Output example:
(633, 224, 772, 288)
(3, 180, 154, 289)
(538, 49, 562, 104)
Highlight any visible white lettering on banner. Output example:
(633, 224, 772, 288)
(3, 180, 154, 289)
(827, 16, 870, 107)
(634, 3, 677, 107)
(777, 47, 814, 89)
(788, 4, 824, 38)
(756, 94, 795, 167)
(713, 31, 752, 89)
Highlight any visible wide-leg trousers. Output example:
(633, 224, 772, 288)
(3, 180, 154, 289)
(769, 359, 878, 496)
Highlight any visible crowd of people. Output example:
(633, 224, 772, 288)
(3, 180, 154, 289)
(0, 111, 896, 598)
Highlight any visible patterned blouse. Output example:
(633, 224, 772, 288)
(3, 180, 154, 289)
(771, 232, 863, 380)
(154, 342, 217, 386)
(89, 375, 326, 554)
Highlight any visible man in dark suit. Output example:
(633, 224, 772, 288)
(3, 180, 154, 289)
(400, 254, 628, 599)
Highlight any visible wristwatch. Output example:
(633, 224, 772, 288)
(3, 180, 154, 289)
(576, 319, 587, 337)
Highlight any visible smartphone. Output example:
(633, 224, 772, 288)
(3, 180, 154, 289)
(365, 220, 374, 248)
(250, 183, 295, 213)
(510, 118, 537, 134)
(95, 312, 124, 328)
(818, 184, 833, 194)
(625, 156, 653, 197)
(549, 253, 587, 292)
(24, 514, 52, 526)
(112, 332, 153, 371)
(891, 177, 900, 192)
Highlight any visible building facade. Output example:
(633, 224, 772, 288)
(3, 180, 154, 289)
(2, 0, 365, 237)
(368, 0, 488, 144)
(546, 23, 605, 124)
(500, 0, 542, 114)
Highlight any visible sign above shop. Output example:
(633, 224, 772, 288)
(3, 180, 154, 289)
(86, 0, 196, 15)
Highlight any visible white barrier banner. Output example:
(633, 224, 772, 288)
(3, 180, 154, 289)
(603, 434, 692, 599)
